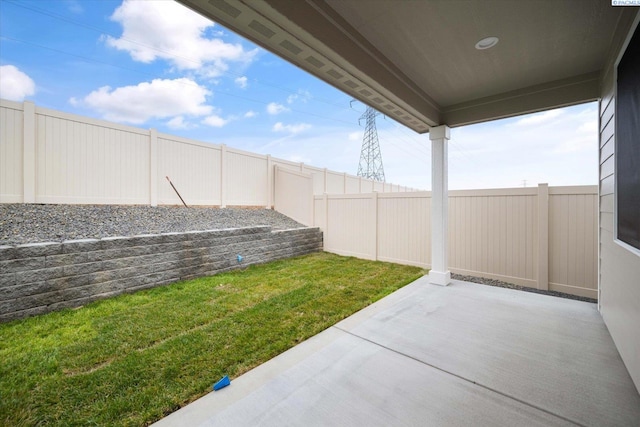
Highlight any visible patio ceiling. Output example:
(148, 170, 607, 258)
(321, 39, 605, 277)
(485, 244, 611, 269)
(176, 0, 637, 133)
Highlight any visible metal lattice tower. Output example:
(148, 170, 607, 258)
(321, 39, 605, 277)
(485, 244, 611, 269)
(357, 106, 385, 182)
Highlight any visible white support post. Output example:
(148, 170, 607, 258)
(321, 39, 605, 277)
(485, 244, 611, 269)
(429, 125, 451, 286)
(23, 101, 36, 203)
(149, 129, 158, 207)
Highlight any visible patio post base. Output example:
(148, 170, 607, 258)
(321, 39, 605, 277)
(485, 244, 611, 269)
(428, 270, 451, 286)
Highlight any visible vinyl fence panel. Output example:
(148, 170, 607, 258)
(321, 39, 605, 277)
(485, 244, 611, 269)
(157, 135, 221, 206)
(0, 100, 23, 202)
(1, 100, 403, 206)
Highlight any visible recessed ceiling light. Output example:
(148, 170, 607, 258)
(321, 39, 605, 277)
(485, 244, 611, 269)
(475, 36, 499, 50)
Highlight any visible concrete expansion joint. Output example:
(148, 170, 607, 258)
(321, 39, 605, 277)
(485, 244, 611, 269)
(330, 325, 585, 427)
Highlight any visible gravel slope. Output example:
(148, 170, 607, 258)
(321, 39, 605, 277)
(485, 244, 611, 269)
(0, 204, 305, 246)
(451, 273, 597, 303)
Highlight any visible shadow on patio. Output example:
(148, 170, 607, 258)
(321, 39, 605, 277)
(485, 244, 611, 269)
(154, 277, 640, 426)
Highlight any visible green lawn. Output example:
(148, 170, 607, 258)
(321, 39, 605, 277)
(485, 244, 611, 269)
(0, 252, 424, 426)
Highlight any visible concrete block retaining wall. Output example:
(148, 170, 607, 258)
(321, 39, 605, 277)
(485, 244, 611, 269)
(0, 226, 322, 322)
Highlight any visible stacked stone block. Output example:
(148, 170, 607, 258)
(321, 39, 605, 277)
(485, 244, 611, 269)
(0, 226, 322, 322)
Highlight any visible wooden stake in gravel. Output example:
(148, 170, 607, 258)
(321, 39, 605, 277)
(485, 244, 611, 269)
(166, 176, 188, 207)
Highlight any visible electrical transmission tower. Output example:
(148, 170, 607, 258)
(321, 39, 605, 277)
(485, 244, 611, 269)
(357, 106, 385, 182)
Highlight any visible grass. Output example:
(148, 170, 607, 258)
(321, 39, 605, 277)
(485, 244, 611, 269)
(0, 252, 424, 426)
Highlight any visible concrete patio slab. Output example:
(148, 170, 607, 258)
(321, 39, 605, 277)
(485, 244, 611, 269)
(153, 278, 640, 427)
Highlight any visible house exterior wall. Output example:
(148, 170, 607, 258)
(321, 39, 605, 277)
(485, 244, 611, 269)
(598, 13, 640, 392)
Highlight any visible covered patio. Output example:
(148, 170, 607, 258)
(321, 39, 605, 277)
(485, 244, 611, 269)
(167, 0, 640, 424)
(154, 277, 640, 426)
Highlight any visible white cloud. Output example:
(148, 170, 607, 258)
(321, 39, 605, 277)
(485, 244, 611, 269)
(0, 65, 35, 101)
(273, 122, 311, 134)
(267, 102, 289, 115)
(166, 116, 191, 129)
(446, 103, 598, 189)
(577, 120, 598, 133)
(348, 131, 362, 141)
(64, 0, 83, 14)
(104, 0, 256, 77)
(202, 114, 228, 127)
(244, 110, 257, 118)
(76, 78, 212, 124)
(513, 108, 564, 126)
(234, 76, 248, 89)
(286, 89, 311, 104)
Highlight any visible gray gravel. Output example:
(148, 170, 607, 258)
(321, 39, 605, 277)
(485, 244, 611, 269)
(451, 273, 597, 303)
(0, 204, 305, 246)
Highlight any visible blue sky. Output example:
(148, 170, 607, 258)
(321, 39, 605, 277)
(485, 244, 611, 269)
(0, 0, 598, 190)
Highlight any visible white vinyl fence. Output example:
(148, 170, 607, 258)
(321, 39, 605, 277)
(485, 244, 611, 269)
(0, 100, 416, 206)
(1, 99, 598, 298)
(310, 185, 598, 299)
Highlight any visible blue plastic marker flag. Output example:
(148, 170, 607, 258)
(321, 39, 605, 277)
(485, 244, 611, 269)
(213, 375, 231, 391)
(237, 254, 244, 263)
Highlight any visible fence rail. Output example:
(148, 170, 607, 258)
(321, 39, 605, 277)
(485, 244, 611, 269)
(0, 100, 415, 206)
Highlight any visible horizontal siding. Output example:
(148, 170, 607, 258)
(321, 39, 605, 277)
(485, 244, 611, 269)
(598, 16, 640, 392)
(600, 193, 613, 213)
(600, 212, 614, 233)
(600, 155, 614, 178)
(599, 96, 615, 132)
(601, 174, 614, 195)
(600, 103, 615, 148)
(600, 139, 614, 162)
